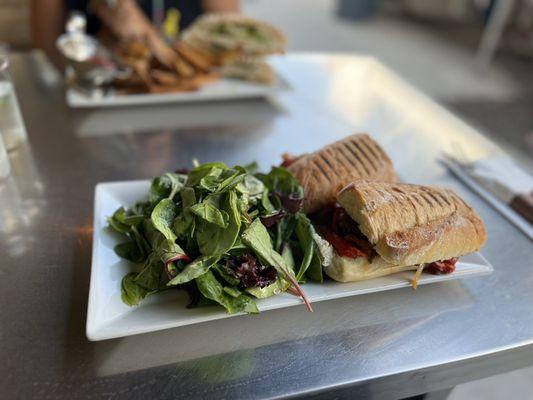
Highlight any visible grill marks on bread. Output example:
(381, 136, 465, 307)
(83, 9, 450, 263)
(337, 180, 487, 266)
(288, 134, 397, 213)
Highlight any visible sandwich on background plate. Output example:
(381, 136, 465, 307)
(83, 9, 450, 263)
(181, 13, 286, 58)
(285, 133, 397, 213)
(315, 180, 487, 283)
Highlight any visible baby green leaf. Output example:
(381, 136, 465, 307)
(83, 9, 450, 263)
(261, 166, 304, 197)
(295, 214, 315, 281)
(236, 174, 265, 199)
(114, 241, 145, 264)
(306, 251, 323, 283)
(151, 199, 178, 241)
(150, 172, 187, 201)
(190, 202, 229, 228)
(223, 286, 242, 298)
(242, 218, 312, 311)
(173, 187, 197, 238)
(107, 207, 130, 234)
(167, 255, 220, 286)
(246, 276, 290, 299)
(187, 162, 227, 187)
(195, 270, 259, 314)
(215, 168, 247, 193)
(281, 242, 295, 271)
(153, 236, 188, 265)
(214, 265, 240, 286)
(134, 254, 164, 291)
(121, 273, 153, 306)
(260, 189, 276, 214)
(196, 190, 241, 256)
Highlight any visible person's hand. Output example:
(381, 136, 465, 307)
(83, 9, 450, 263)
(89, 0, 177, 68)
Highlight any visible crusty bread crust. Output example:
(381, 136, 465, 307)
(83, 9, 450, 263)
(288, 134, 397, 213)
(324, 253, 419, 282)
(182, 13, 286, 55)
(337, 180, 487, 266)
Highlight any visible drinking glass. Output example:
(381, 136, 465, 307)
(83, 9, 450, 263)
(0, 133, 11, 180)
(0, 55, 28, 151)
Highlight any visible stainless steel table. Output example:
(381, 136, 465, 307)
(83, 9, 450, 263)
(1, 52, 532, 400)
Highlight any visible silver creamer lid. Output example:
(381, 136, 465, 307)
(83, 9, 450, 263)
(57, 33, 98, 62)
(66, 11, 87, 34)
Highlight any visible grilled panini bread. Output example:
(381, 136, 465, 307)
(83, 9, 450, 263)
(181, 13, 286, 57)
(220, 58, 276, 84)
(288, 134, 397, 213)
(324, 180, 487, 282)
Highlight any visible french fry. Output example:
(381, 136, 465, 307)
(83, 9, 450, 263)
(172, 42, 218, 72)
(148, 82, 199, 93)
(151, 69, 180, 85)
(188, 71, 220, 88)
(173, 56, 196, 78)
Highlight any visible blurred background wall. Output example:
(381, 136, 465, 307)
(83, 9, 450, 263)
(0, 0, 30, 49)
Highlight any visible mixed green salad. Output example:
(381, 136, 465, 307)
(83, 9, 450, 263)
(108, 162, 326, 314)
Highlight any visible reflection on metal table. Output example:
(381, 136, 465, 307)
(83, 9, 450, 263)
(1, 52, 532, 400)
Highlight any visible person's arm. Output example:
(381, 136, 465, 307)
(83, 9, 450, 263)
(201, 0, 240, 13)
(30, 0, 66, 70)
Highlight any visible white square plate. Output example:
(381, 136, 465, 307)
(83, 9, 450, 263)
(87, 180, 493, 341)
(66, 70, 289, 108)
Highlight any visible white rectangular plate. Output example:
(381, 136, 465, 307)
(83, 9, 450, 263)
(67, 74, 289, 108)
(87, 180, 493, 341)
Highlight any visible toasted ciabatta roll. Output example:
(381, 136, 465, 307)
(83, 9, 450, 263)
(323, 180, 487, 282)
(288, 134, 397, 213)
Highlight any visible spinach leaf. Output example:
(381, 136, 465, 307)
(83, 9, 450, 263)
(236, 174, 265, 199)
(153, 236, 188, 265)
(114, 241, 144, 264)
(107, 207, 131, 234)
(261, 167, 303, 197)
(223, 286, 242, 298)
(173, 187, 196, 238)
(151, 172, 187, 201)
(131, 225, 151, 256)
(195, 270, 259, 314)
(213, 264, 240, 286)
(121, 272, 153, 306)
(260, 189, 276, 214)
(151, 198, 178, 241)
(135, 254, 164, 291)
(274, 215, 297, 252)
(241, 219, 294, 280)
(246, 276, 290, 299)
(187, 162, 227, 187)
(167, 255, 220, 285)
(281, 242, 295, 271)
(199, 168, 223, 191)
(242, 219, 312, 310)
(215, 168, 247, 193)
(294, 214, 315, 281)
(306, 251, 323, 283)
(243, 161, 259, 173)
(181, 186, 197, 207)
(190, 201, 229, 228)
(196, 190, 241, 256)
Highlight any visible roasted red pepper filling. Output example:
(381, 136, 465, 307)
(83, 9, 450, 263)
(425, 258, 458, 275)
(313, 204, 375, 259)
(313, 204, 457, 275)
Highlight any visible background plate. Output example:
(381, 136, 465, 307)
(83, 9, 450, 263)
(87, 180, 493, 341)
(67, 73, 289, 108)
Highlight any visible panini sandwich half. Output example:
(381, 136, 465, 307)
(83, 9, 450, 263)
(316, 180, 486, 282)
(287, 134, 397, 213)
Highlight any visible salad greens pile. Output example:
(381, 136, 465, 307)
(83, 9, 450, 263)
(108, 162, 324, 314)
